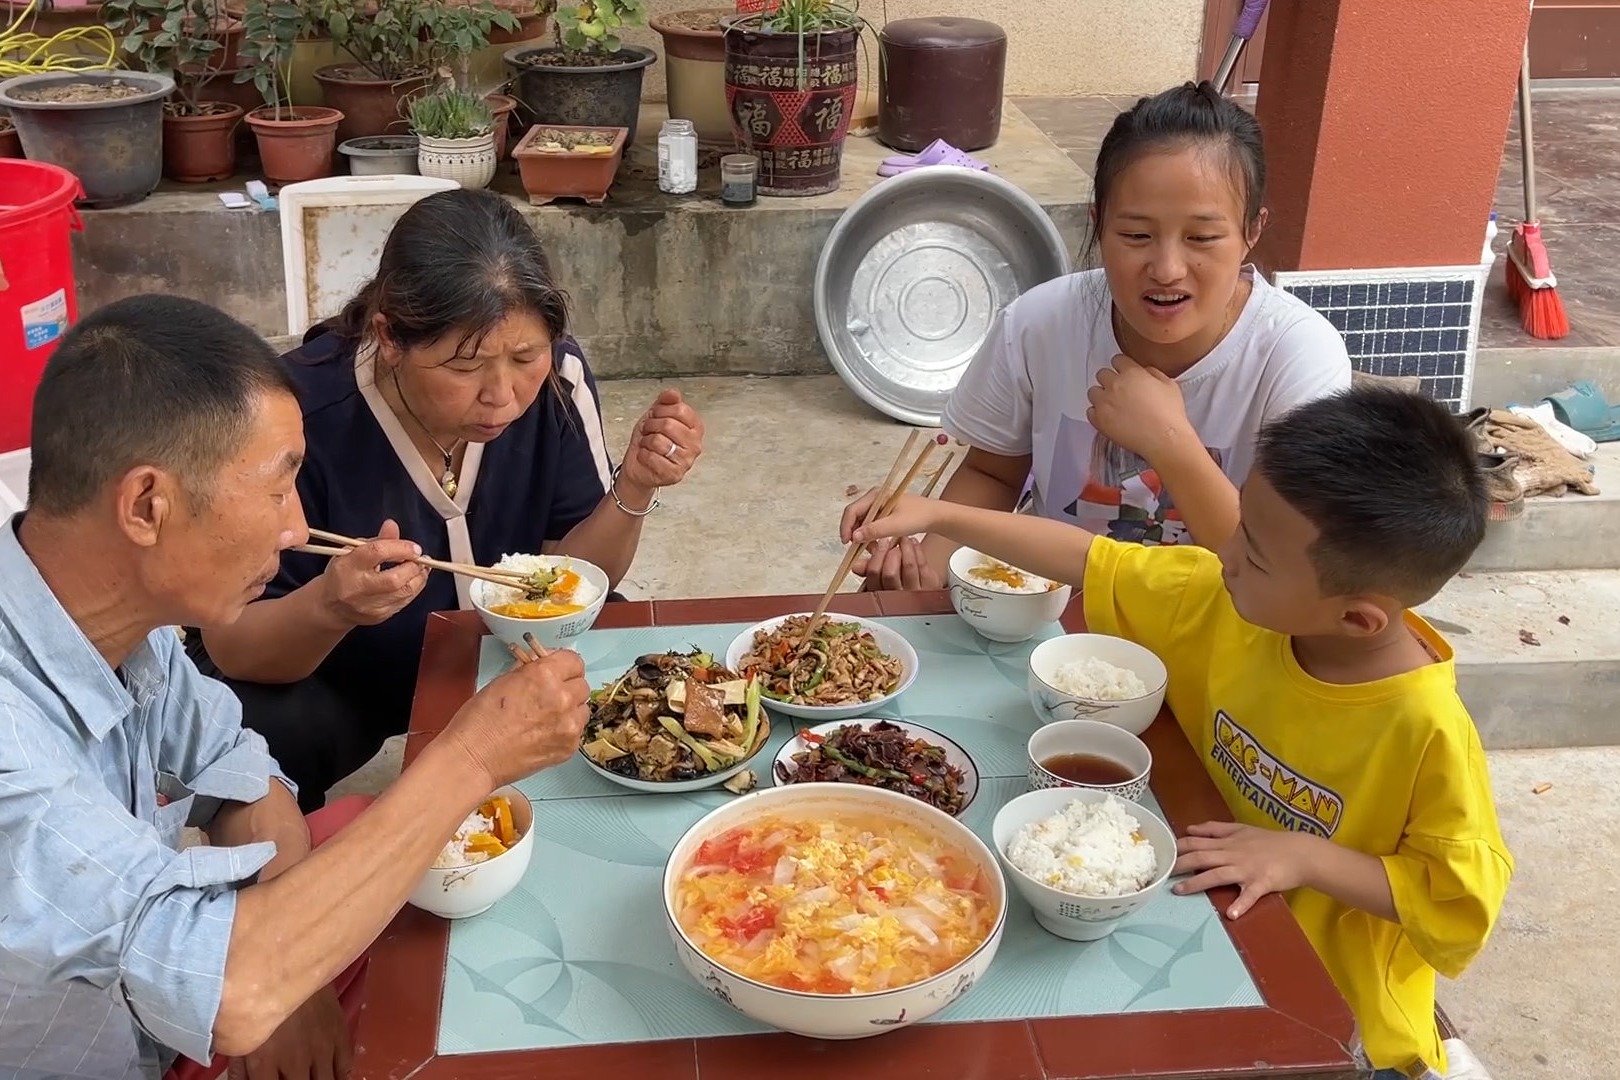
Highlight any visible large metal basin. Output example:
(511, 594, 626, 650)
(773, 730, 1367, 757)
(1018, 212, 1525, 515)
(814, 167, 1071, 426)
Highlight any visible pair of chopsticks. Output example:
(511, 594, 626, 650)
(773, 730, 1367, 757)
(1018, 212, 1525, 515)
(507, 631, 550, 666)
(294, 528, 532, 590)
(797, 431, 952, 647)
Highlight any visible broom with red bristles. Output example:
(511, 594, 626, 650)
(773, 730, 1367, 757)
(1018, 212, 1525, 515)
(1505, 40, 1569, 339)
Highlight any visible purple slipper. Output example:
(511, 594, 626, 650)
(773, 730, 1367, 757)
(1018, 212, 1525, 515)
(876, 138, 990, 177)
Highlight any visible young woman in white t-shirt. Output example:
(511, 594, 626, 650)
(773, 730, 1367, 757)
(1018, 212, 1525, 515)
(855, 82, 1351, 590)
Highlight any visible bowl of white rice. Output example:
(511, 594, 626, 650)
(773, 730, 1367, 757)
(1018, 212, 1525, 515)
(1026, 634, 1167, 736)
(469, 553, 610, 649)
(947, 547, 1073, 644)
(407, 784, 535, 920)
(992, 787, 1175, 940)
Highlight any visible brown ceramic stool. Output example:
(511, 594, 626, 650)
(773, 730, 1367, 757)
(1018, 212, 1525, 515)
(878, 16, 1007, 153)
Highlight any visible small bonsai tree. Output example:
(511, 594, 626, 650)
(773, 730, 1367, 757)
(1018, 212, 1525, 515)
(103, 0, 232, 114)
(553, 0, 645, 57)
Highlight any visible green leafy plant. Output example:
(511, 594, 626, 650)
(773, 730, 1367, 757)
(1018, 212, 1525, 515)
(102, 0, 232, 114)
(309, 0, 520, 83)
(752, 0, 859, 32)
(552, 0, 644, 56)
(408, 85, 494, 139)
(238, 0, 317, 117)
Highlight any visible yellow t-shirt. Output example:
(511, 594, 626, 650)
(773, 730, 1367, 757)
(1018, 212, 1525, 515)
(1084, 537, 1513, 1075)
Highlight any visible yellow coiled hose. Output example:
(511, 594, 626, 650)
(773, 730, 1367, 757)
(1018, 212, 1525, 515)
(0, 1, 118, 78)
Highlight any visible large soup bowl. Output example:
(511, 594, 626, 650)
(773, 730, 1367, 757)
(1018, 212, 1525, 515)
(663, 783, 1007, 1039)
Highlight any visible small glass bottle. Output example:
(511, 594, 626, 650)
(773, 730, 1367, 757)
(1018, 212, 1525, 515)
(720, 153, 758, 207)
(657, 118, 698, 195)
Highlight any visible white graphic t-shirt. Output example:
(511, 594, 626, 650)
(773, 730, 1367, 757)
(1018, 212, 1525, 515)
(942, 267, 1351, 545)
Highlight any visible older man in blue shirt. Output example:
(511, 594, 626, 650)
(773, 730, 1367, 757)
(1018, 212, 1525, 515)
(0, 296, 591, 1080)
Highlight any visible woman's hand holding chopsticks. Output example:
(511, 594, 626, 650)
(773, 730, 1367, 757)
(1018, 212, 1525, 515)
(305, 519, 430, 628)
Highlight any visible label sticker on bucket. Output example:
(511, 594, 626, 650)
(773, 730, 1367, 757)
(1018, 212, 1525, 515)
(22, 289, 68, 350)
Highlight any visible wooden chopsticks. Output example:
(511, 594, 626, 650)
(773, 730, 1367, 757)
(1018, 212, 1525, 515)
(798, 431, 949, 647)
(507, 631, 551, 666)
(297, 528, 533, 590)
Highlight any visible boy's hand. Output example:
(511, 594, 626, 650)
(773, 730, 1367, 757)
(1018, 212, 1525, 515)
(1172, 821, 1319, 920)
(1087, 354, 1194, 462)
(840, 490, 941, 546)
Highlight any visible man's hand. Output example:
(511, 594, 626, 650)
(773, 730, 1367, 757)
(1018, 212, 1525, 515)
(227, 986, 350, 1080)
(316, 519, 429, 629)
(1172, 821, 1319, 920)
(1086, 354, 1194, 462)
(444, 649, 591, 790)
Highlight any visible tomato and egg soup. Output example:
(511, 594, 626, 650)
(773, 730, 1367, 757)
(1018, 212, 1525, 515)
(676, 814, 996, 994)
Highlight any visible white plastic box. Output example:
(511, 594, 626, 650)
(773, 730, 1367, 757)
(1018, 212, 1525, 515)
(0, 448, 29, 517)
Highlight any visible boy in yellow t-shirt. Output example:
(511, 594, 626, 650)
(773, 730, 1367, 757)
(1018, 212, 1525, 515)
(843, 387, 1513, 1080)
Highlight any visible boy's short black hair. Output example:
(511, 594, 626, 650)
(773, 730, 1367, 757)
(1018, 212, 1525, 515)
(1255, 386, 1487, 604)
(29, 295, 294, 516)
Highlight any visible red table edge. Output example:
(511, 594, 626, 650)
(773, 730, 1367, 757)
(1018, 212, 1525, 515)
(355, 595, 1358, 1080)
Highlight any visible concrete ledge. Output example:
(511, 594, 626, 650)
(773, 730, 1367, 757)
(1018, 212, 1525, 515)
(72, 103, 1086, 380)
(1471, 345, 1620, 407)
(1421, 568, 1620, 749)
(1467, 444, 1620, 572)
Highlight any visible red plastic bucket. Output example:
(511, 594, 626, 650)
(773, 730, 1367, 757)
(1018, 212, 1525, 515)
(0, 160, 83, 453)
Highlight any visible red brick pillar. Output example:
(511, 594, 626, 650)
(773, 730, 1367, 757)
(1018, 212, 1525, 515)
(1253, 0, 1533, 272)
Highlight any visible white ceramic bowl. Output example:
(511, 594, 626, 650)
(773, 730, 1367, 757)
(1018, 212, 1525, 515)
(580, 708, 774, 794)
(469, 555, 610, 650)
(1026, 719, 1152, 801)
(992, 787, 1175, 941)
(407, 784, 535, 920)
(724, 613, 919, 722)
(1026, 633, 1168, 736)
(771, 718, 981, 815)
(663, 783, 1006, 1039)
(947, 547, 1073, 644)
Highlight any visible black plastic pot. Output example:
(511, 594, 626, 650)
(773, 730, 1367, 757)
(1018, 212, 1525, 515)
(503, 45, 656, 145)
(0, 70, 174, 208)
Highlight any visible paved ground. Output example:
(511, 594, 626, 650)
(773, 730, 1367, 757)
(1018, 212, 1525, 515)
(329, 374, 1618, 1078)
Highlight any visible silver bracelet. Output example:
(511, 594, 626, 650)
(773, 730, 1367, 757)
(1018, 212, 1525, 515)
(610, 464, 661, 517)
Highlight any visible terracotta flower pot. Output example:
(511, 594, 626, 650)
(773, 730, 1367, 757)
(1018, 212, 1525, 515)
(162, 102, 243, 182)
(512, 124, 626, 206)
(650, 8, 733, 145)
(312, 64, 429, 143)
(485, 92, 518, 160)
(245, 105, 343, 185)
(179, 65, 261, 152)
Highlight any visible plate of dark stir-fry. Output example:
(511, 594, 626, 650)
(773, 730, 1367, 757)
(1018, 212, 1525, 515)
(580, 649, 772, 793)
(726, 613, 918, 720)
(772, 719, 979, 816)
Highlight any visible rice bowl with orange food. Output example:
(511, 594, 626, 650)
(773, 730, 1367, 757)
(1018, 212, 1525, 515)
(664, 783, 1006, 1039)
(482, 553, 602, 618)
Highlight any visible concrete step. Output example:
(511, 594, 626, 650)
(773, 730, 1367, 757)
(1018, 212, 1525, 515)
(1420, 568, 1620, 749)
(1467, 442, 1620, 572)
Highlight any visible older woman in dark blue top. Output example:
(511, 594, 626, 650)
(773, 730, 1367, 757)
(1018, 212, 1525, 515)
(190, 190, 704, 810)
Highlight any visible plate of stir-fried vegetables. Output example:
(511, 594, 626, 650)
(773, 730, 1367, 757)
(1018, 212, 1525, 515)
(580, 649, 772, 792)
(772, 719, 979, 816)
(726, 613, 918, 720)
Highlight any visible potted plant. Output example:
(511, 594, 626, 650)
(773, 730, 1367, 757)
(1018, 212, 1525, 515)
(512, 123, 625, 205)
(0, 111, 19, 158)
(308, 0, 518, 144)
(239, 0, 344, 184)
(0, 69, 174, 207)
(409, 84, 496, 188)
(504, 0, 655, 142)
(338, 133, 420, 174)
(650, 7, 732, 145)
(485, 87, 519, 159)
(104, 0, 247, 182)
(724, 0, 861, 196)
